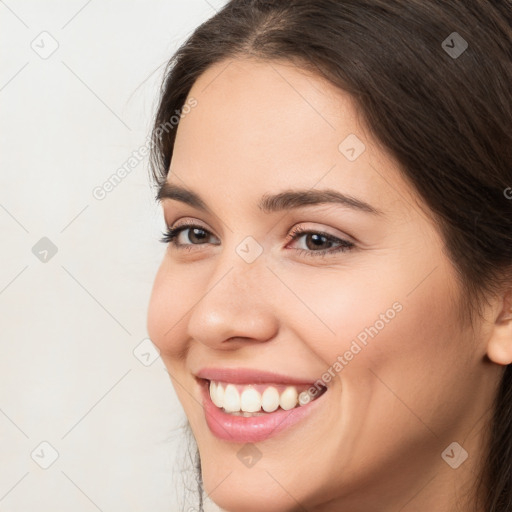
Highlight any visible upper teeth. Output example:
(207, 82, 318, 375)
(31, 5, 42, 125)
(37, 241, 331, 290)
(209, 381, 315, 413)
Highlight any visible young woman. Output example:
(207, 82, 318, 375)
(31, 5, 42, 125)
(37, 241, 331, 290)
(147, 1, 512, 511)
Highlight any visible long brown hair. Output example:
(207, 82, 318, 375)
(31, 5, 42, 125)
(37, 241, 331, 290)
(149, 1, 512, 510)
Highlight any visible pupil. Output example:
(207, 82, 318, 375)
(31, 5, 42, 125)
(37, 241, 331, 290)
(307, 233, 329, 250)
(190, 228, 207, 243)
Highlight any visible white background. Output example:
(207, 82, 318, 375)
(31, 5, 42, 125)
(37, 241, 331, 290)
(0, 1, 227, 510)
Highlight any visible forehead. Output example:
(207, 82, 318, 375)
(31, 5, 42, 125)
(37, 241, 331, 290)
(170, 58, 422, 221)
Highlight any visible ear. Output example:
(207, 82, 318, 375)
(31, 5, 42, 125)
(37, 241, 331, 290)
(487, 288, 512, 366)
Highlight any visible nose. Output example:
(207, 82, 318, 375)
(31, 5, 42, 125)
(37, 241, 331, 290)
(186, 253, 279, 349)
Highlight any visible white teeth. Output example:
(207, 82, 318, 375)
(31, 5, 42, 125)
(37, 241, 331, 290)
(279, 386, 298, 410)
(208, 381, 323, 414)
(240, 388, 262, 413)
(209, 380, 216, 403)
(261, 387, 280, 412)
(223, 384, 241, 412)
(209, 381, 224, 408)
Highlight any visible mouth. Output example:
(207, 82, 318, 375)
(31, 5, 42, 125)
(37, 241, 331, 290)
(195, 370, 328, 443)
(207, 379, 327, 414)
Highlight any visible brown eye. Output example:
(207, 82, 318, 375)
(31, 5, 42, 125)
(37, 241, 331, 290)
(160, 224, 219, 247)
(181, 227, 209, 244)
(287, 226, 355, 257)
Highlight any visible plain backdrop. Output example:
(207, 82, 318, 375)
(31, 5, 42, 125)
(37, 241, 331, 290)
(0, 1, 228, 510)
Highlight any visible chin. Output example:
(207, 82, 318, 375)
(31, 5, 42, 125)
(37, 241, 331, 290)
(203, 477, 303, 512)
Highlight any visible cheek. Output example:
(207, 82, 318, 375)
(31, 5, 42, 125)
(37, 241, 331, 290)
(279, 255, 466, 415)
(341, 265, 472, 444)
(146, 258, 194, 359)
(273, 263, 410, 370)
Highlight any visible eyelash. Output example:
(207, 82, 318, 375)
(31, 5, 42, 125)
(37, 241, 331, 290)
(159, 220, 355, 257)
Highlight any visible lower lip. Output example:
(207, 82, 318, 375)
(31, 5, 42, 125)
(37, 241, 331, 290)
(199, 379, 327, 443)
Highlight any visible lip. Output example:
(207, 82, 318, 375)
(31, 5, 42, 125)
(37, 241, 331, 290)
(195, 367, 320, 386)
(197, 376, 328, 443)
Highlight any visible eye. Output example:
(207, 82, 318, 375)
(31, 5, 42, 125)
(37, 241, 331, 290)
(286, 225, 355, 257)
(159, 220, 219, 248)
(159, 221, 355, 258)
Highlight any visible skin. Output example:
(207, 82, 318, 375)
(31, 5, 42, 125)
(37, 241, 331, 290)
(147, 58, 512, 512)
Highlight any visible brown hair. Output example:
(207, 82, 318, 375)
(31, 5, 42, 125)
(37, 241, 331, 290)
(149, 1, 512, 510)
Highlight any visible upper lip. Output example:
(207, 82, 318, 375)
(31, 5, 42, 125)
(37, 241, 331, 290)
(195, 367, 320, 386)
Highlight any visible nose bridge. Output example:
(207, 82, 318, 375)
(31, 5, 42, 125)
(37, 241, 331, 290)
(227, 242, 267, 293)
(214, 232, 274, 303)
(186, 242, 278, 346)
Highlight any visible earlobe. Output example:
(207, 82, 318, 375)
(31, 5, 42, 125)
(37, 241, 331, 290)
(487, 288, 512, 366)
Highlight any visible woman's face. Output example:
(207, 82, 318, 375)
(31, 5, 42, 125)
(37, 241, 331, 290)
(147, 58, 499, 512)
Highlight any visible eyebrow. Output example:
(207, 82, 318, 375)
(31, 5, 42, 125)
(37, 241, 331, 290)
(156, 181, 383, 216)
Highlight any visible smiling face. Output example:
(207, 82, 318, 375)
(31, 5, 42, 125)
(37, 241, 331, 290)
(147, 58, 502, 512)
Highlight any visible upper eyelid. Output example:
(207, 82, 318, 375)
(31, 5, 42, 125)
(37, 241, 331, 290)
(163, 203, 356, 239)
(170, 220, 219, 237)
(169, 222, 351, 246)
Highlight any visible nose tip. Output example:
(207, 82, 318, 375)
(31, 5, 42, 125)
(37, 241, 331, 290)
(186, 261, 279, 349)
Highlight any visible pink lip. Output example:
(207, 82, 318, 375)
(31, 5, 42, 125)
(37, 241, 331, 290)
(197, 377, 327, 443)
(195, 367, 319, 385)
